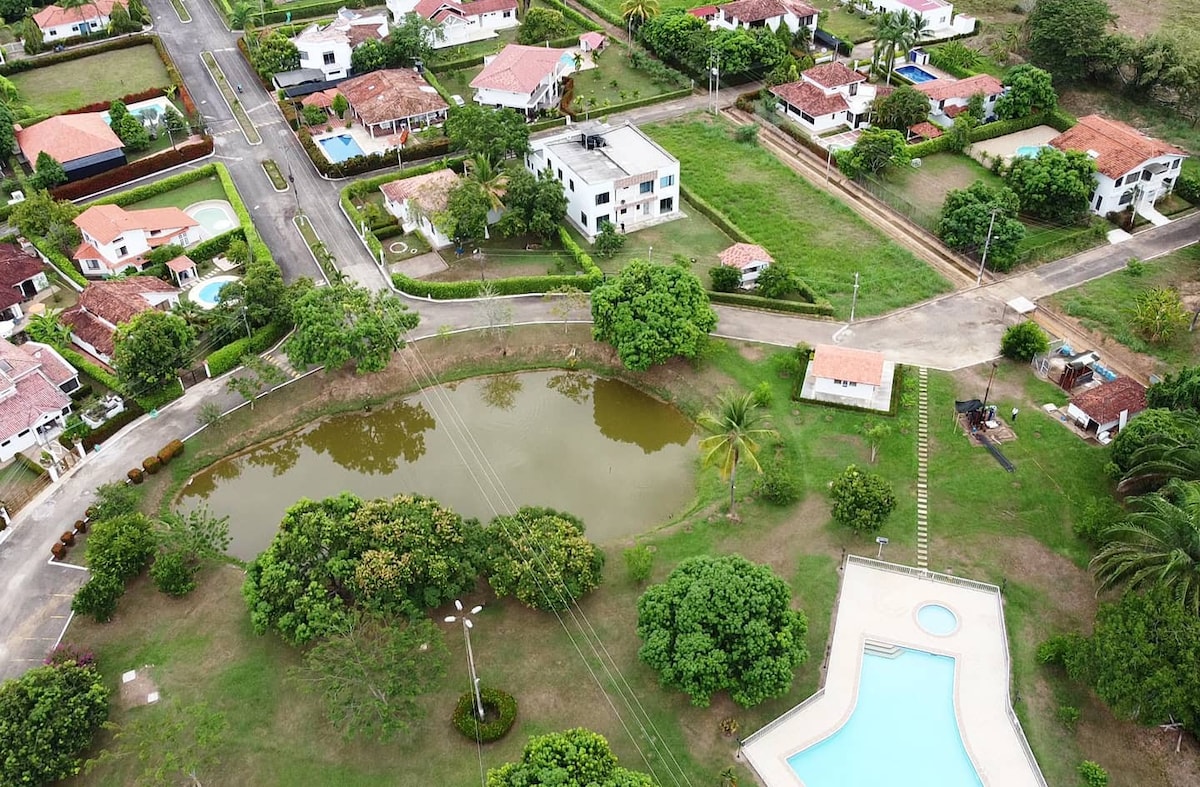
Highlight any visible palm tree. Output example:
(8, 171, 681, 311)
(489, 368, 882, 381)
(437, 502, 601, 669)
(1091, 479, 1200, 615)
(698, 391, 778, 520)
(873, 10, 919, 85)
(25, 309, 71, 347)
(1120, 433, 1200, 495)
(464, 154, 509, 212)
(620, 0, 659, 32)
(906, 10, 932, 43)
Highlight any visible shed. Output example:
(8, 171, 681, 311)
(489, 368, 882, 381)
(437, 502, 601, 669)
(1067, 377, 1147, 436)
(810, 345, 885, 406)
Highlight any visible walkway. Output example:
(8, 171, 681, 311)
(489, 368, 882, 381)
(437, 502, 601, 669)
(916, 368, 929, 569)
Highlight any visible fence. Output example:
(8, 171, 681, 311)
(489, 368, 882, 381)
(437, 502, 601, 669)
(858, 174, 941, 232)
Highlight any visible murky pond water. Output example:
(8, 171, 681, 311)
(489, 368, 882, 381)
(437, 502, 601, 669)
(179, 371, 697, 560)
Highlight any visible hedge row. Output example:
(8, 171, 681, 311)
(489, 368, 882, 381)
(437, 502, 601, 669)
(557, 225, 602, 281)
(63, 87, 169, 116)
(904, 110, 1078, 157)
(528, 115, 569, 133)
(569, 0, 624, 26)
(92, 160, 217, 207)
(392, 270, 601, 298)
(55, 345, 122, 393)
(188, 228, 244, 266)
(61, 401, 146, 453)
(421, 69, 456, 106)
(213, 164, 273, 270)
(708, 290, 835, 317)
(678, 184, 755, 244)
(215, 0, 346, 27)
(540, 0, 603, 32)
(566, 86, 692, 120)
(31, 235, 89, 289)
(0, 33, 153, 75)
(205, 322, 288, 377)
(136, 380, 185, 412)
(1178, 172, 1200, 205)
(906, 134, 957, 158)
(802, 364, 906, 416)
(51, 137, 214, 201)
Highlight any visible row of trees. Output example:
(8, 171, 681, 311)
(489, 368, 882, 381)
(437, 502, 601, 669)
(637, 9, 799, 81)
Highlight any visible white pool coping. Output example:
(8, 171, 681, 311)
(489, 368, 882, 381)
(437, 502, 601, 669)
(741, 557, 1047, 787)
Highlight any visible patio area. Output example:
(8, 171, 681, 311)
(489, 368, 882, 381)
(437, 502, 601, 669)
(969, 126, 1062, 166)
(312, 125, 404, 163)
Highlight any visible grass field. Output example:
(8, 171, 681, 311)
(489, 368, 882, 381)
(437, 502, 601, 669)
(433, 233, 579, 280)
(11, 45, 170, 117)
(1048, 246, 1200, 375)
(645, 116, 951, 317)
(126, 175, 227, 211)
(574, 201, 735, 274)
(810, 0, 879, 42)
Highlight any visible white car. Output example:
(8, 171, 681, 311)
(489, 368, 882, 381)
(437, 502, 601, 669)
(450, 94, 465, 107)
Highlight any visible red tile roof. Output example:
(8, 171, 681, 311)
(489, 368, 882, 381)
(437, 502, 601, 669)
(688, 4, 718, 16)
(909, 121, 943, 139)
(15, 113, 123, 166)
(471, 45, 567, 94)
(60, 307, 116, 356)
(414, 0, 516, 20)
(380, 169, 460, 214)
(811, 345, 886, 386)
(73, 204, 198, 246)
(33, 0, 121, 29)
(301, 89, 338, 109)
(1049, 114, 1188, 180)
(0, 244, 44, 311)
(338, 69, 448, 126)
(579, 31, 606, 49)
(915, 73, 1004, 103)
(718, 243, 772, 270)
(166, 255, 196, 273)
(803, 61, 865, 89)
(0, 372, 71, 441)
(1070, 377, 1148, 426)
(21, 342, 77, 388)
(61, 278, 179, 356)
(771, 80, 848, 118)
(719, 0, 815, 22)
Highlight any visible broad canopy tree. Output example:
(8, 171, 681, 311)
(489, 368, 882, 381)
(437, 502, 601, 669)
(485, 507, 605, 611)
(591, 260, 717, 372)
(935, 181, 1026, 272)
(284, 283, 419, 374)
(445, 104, 530, 165)
(636, 554, 808, 707)
(836, 128, 910, 178)
(488, 728, 657, 787)
(1025, 0, 1117, 82)
(1004, 147, 1097, 223)
(112, 310, 196, 392)
(994, 64, 1058, 119)
(498, 166, 567, 242)
(871, 85, 930, 131)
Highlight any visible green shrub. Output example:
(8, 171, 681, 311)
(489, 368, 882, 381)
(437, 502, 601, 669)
(71, 573, 125, 622)
(85, 514, 156, 580)
(1036, 633, 1083, 666)
(707, 291, 835, 316)
(150, 549, 198, 597)
(623, 545, 654, 584)
(756, 460, 802, 506)
(451, 687, 517, 743)
(206, 322, 288, 376)
(830, 464, 896, 533)
(751, 381, 773, 407)
(1000, 321, 1049, 361)
(710, 265, 741, 292)
(1057, 704, 1081, 730)
(1077, 761, 1109, 787)
(1072, 498, 1123, 545)
(1176, 172, 1200, 206)
(142, 456, 161, 475)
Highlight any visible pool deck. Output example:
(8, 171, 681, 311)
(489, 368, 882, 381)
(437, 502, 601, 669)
(970, 126, 1062, 166)
(741, 557, 1047, 787)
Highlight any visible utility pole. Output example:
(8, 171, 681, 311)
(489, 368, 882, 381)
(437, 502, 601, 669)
(976, 208, 998, 286)
(849, 272, 860, 323)
(709, 49, 720, 117)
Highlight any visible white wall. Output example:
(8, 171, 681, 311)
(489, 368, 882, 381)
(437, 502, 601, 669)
(473, 80, 561, 114)
(711, 9, 818, 35)
(39, 16, 109, 41)
(298, 40, 352, 81)
(82, 226, 192, 271)
(1088, 154, 1187, 216)
(779, 103, 847, 134)
(740, 261, 768, 286)
(813, 376, 875, 403)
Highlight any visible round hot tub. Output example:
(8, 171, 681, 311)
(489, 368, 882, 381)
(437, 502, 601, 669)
(917, 603, 959, 636)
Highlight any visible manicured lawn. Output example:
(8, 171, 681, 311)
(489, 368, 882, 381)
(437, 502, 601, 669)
(875, 152, 1004, 228)
(810, 0, 879, 42)
(645, 116, 951, 317)
(1048, 246, 1200, 374)
(566, 45, 683, 113)
(573, 201, 735, 274)
(433, 232, 579, 281)
(125, 174, 227, 211)
(11, 45, 170, 116)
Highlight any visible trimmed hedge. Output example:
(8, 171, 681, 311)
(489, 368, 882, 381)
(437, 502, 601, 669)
(214, 0, 346, 27)
(205, 322, 288, 377)
(708, 290, 835, 316)
(540, 0, 603, 32)
(905, 110, 1078, 157)
(0, 34, 155, 76)
(55, 346, 121, 392)
(906, 134, 957, 158)
(566, 87, 692, 119)
(452, 687, 517, 743)
(31, 235, 89, 289)
(298, 126, 454, 178)
(679, 184, 755, 245)
(421, 69, 455, 106)
(135, 381, 184, 412)
(51, 137, 214, 201)
(188, 228, 244, 267)
(68, 402, 146, 452)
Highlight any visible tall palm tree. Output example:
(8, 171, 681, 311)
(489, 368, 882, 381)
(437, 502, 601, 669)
(620, 0, 659, 32)
(464, 154, 509, 212)
(1091, 479, 1200, 615)
(1119, 432, 1200, 495)
(873, 10, 919, 85)
(906, 10, 932, 43)
(698, 391, 778, 520)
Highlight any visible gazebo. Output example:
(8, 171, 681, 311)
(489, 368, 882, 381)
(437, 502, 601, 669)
(166, 255, 198, 285)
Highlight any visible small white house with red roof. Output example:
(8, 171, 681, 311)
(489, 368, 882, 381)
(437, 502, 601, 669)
(579, 32, 606, 53)
(292, 7, 389, 82)
(72, 204, 200, 278)
(59, 277, 181, 365)
(0, 338, 80, 464)
(708, 0, 818, 35)
(471, 44, 571, 117)
(803, 345, 895, 410)
(1048, 115, 1189, 218)
(380, 168, 464, 249)
(770, 62, 880, 133)
(15, 113, 126, 182)
(32, 0, 129, 42)
(914, 73, 1005, 124)
(387, 0, 518, 49)
(718, 243, 772, 288)
(862, 0, 975, 36)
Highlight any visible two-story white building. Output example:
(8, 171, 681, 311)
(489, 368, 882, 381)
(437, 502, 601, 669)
(0, 339, 80, 464)
(32, 0, 126, 42)
(72, 204, 199, 278)
(470, 44, 571, 117)
(708, 0, 818, 36)
(526, 122, 681, 241)
(913, 73, 1004, 124)
(771, 62, 881, 134)
(861, 0, 975, 36)
(1049, 114, 1189, 219)
(388, 0, 518, 49)
(293, 7, 389, 82)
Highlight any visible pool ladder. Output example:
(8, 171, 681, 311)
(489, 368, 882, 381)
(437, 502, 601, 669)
(863, 640, 903, 659)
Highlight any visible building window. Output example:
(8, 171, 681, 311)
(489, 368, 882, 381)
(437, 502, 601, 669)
(569, 179, 574, 192)
(86, 260, 100, 270)
(48, 29, 57, 36)
(849, 82, 858, 96)
(800, 111, 814, 124)
(639, 180, 653, 194)
(17, 429, 28, 437)
(659, 197, 674, 213)
(660, 174, 674, 188)
(117, 246, 128, 257)
(300, 51, 309, 61)
(1172, 158, 1181, 169)
(580, 211, 588, 226)
(323, 52, 336, 65)
(1119, 189, 1134, 205)
(597, 215, 610, 228)
(1113, 174, 1123, 187)
(503, 9, 511, 16)
(557, 168, 563, 180)
(1141, 170, 1153, 182)
(595, 192, 610, 205)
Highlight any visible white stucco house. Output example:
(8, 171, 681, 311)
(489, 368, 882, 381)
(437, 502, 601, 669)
(32, 0, 126, 42)
(770, 61, 881, 134)
(525, 122, 681, 241)
(59, 278, 181, 366)
(861, 0, 975, 36)
(72, 204, 199, 278)
(381, 168, 500, 249)
(1066, 376, 1147, 438)
(470, 44, 571, 117)
(913, 73, 1004, 124)
(338, 68, 450, 137)
(1048, 114, 1189, 218)
(293, 7, 389, 82)
(803, 345, 896, 412)
(387, 0, 518, 49)
(0, 339, 80, 464)
(708, 0, 818, 35)
(718, 243, 772, 288)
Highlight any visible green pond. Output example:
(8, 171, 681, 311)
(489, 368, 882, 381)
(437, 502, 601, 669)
(179, 371, 698, 560)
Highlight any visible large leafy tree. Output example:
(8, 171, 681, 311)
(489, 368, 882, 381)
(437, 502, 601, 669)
(0, 661, 110, 785)
(698, 391, 778, 519)
(445, 104, 530, 165)
(284, 283, 419, 374)
(11, 189, 79, 241)
(871, 85, 930, 131)
(637, 554, 808, 707)
(1148, 365, 1200, 412)
(1025, 0, 1117, 82)
(30, 151, 67, 191)
(112, 310, 196, 392)
(591, 259, 717, 371)
(489, 728, 656, 787)
(999, 320, 1049, 361)
(85, 700, 227, 786)
(1004, 147, 1096, 223)
(486, 507, 605, 611)
(637, 10, 707, 73)
(994, 64, 1057, 119)
(291, 611, 447, 741)
(1109, 409, 1200, 476)
(936, 181, 1026, 272)
(388, 13, 438, 66)
(250, 31, 300, 79)
(1091, 479, 1200, 614)
(498, 166, 567, 241)
(836, 128, 910, 178)
(830, 464, 896, 533)
(517, 7, 570, 44)
(85, 513, 157, 580)
(438, 181, 492, 247)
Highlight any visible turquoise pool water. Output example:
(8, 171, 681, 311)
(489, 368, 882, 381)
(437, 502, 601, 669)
(319, 134, 367, 163)
(787, 648, 983, 787)
(918, 603, 959, 635)
(896, 65, 938, 83)
(194, 280, 229, 308)
(1015, 145, 1045, 158)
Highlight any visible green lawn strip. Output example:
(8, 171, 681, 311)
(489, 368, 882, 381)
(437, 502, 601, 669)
(437, 233, 578, 275)
(810, 0, 878, 41)
(170, 0, 192, 21)
(1048, 246, 1200, 372)
(645, 117, 952, 318)
(125, 174, 226, 210)
(430, 28, 517, 67)
(10, 45, 169, 116)
(567, 46, 678, 112)
(293, 214, 338, 280)
(261, 159, 288, 191)
(570, 201, 735, 274)
(201, 51, 261, 145)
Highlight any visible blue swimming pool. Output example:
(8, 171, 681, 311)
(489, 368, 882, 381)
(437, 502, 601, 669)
(194, 280, 229, 307)
(787, 647, 983, 787)
(318, 134, 366, 163)
(1015, 145, 1046, 158)
(918, 603, 960, 636)
(896, 65, 938, 83)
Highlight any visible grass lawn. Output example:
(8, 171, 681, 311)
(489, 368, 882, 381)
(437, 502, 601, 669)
(125, 174, 226, 211)
(11, 45, 169, 117)
(1048, 245, 1200, 374)
(810, 0, 879, 42)
(574, 201, 735, 274)
(567, 45, 682, 113)
(432, 232, 579, 281)
(645, 116, 951, 317)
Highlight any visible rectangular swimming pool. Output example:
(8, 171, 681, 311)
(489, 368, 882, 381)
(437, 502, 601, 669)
(896, 65, 938, 83)
(787, 647, 983, 787)
(318, 134, 367, 164)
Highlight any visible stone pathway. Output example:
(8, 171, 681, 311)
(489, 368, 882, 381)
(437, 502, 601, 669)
(916, 367, 930, 569)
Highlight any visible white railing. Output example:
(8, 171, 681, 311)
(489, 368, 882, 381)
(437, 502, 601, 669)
(740, 688, 826, 748)
(846, 555, 999, 593)
(994, 588, 1051, 787)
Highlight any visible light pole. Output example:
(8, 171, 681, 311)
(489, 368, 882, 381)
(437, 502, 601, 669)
(445, 600, 485, 721)
(825, 145, 837, 181)
(976, 208, 998, 286)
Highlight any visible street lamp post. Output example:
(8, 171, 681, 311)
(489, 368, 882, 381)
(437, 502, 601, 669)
(445, 600, 485, 721)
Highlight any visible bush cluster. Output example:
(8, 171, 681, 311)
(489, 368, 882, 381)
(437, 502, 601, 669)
(1178, 172, 1200, 206)
(451, 687, 518, 743)
(755, 460, 803, 505)
(205, 322, 288, 377)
